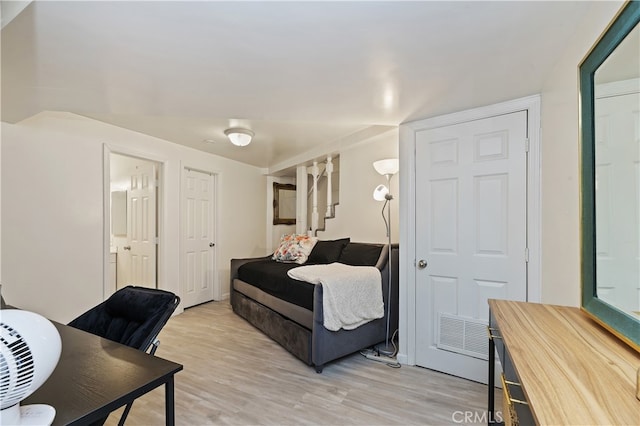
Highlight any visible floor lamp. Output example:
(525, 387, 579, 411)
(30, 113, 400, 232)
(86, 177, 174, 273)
(372, 158, 399, 357)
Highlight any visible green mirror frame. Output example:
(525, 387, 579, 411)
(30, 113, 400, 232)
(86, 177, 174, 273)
(580, 0, 640, 350)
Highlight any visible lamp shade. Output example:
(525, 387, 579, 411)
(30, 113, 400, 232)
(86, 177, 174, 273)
(373, 158, 399, 176)
(373, 184, 389, 201)
(224, 128, 254, 146)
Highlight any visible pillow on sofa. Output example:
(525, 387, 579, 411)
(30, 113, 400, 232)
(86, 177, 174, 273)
(272, 234, 318, 264)
(338, 243, 384, 266)
(307, 238, 350, 264)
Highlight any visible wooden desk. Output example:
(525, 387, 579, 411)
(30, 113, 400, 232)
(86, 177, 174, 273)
(23, 322, 183, 426)
(488, 300, 639, 425)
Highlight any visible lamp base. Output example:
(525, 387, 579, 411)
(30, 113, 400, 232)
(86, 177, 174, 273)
(375, 341, 395, 356)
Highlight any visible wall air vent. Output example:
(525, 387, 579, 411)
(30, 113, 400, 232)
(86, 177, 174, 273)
(436, 312, 488, 360)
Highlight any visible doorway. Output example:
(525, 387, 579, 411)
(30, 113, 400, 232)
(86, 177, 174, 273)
(414, 111, 528, 383)
(181, 167, 217, 307)
(108, 153, 161, 296)
(400, 95, 542, 383)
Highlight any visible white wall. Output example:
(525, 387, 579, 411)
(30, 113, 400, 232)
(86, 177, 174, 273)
(0, 127, 2, 288)
(1, 2, 619, 327)
(539, 0, 624, 307)
(1, 112, 266, 322)
(318, 129, 399, 244)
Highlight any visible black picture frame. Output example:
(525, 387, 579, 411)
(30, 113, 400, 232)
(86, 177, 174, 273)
(273, 182, 296, 225)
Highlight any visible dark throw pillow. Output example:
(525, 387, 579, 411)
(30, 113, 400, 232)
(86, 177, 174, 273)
(338, 243, 384, 266)
(307, 238, 350, 264)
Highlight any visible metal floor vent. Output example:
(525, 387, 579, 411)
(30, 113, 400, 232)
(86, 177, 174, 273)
(436, 312, 488, 360)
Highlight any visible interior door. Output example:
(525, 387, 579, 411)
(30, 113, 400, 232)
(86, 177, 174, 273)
(181, 168, 216, 308)
(414, 111, 528, 383)
(126, 162, 157, 288)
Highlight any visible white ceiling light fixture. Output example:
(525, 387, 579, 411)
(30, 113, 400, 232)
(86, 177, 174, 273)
(224, 128, 254, 147)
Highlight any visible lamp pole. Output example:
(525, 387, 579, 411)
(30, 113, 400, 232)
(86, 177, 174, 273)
(378, 173, 395, 356)
(371, 158, 399, 358)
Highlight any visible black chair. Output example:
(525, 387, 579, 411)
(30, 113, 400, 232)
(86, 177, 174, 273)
(68, 285, 180, 425)
(69, 285, 180, 355)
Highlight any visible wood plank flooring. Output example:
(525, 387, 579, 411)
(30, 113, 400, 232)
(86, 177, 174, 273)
(105, 301, 498, 425)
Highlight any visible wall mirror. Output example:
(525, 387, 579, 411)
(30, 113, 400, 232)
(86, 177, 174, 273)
(273, 183, 296, 225)
(111, 190, 127, 236)
(580, 1, 639, 349)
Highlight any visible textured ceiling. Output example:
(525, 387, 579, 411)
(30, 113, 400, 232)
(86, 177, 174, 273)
(1, 1, 597, 170)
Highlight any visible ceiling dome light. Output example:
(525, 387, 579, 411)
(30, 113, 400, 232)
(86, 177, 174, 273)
(224, 128, 254, 147)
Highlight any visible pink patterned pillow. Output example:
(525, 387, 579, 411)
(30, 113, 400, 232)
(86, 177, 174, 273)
(272, 234, 318, 264)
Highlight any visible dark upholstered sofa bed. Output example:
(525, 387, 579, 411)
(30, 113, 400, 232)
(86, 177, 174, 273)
(230, 239, 399, 373)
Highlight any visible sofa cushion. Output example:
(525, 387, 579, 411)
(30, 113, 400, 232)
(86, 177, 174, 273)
(237, 259, 315, 310)
(338, 243, 384, 266)
(307, 238, 350, 264)
(272, 234, 318, 264)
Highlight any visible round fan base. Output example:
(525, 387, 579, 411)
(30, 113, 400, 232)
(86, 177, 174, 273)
(1, 404, 56, 426)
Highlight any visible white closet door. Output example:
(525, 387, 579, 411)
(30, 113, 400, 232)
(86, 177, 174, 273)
(414, 111, 528, 383)
(182, 168, 216, 308)
(127, 162, 157, 289)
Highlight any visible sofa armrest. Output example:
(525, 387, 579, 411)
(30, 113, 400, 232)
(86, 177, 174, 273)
(313, 284, 324, 324)
(374, 244, 390, 270)
(229, 255, 271, 308)
(230, 255, 271, 281)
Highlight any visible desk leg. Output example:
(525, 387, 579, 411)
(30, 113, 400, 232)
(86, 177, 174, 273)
(488, 334, 495, 425)
(166, 376, 175, 426)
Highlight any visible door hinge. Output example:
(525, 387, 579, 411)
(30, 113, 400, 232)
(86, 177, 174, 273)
(524, 138, 530, 153)
(154, 237, 160, 244)
(524, 247, 530, 263)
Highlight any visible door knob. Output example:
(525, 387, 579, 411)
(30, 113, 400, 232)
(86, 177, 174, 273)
(123, 246, 131, 251)
(417, 259, 428, 269)
(209, 242, 215, 248)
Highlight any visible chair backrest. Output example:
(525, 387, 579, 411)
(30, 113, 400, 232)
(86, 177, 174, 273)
(68, 286, 180, 353)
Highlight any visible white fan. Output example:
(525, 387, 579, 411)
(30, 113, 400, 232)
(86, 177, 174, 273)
(0, 310, 62, 426)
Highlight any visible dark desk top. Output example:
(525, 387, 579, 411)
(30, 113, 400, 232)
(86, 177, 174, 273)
(24, 321, 183, 426)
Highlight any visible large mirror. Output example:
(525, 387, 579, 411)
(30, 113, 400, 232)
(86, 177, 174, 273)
(273, 183, 296, 225)
(580, 1, 640, 349)
(111, 191, 127, 236)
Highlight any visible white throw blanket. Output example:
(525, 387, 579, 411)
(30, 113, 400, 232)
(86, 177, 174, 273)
(287, 262, 384, 331)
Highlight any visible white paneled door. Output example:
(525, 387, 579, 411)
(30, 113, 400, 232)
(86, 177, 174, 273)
(182, 168, 216, 308)
(127, 162, 157, 289)
(415, 111, 528, 383)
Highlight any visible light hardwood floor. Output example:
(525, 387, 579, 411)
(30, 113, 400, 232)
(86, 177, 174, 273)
(106, 301, 498, 425)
